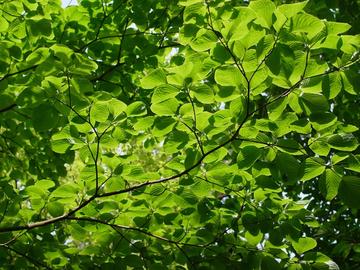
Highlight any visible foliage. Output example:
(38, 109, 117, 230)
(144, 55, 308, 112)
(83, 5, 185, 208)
(0, 0, 359, 269)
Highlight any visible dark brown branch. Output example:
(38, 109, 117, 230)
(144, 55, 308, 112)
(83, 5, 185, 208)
(78, 2, 125, 52)
(67, 216, 210, 248)
(185, 86, 205, 155)
(0, 104, 16, 114)
(253, 56, 359, 117)
(0, 65, 38, 82)
(1, 244, 52, 269)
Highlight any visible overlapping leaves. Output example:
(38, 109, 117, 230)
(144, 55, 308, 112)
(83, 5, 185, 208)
(0, 0, 359, 269)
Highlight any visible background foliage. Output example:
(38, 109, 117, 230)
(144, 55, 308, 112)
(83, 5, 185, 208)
(0, 0, 359, 269)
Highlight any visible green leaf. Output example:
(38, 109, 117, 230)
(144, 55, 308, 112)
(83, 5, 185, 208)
(322, 72, 343, 99)
(290, 13, 324, 39)
(32, 104, 60, 131)
(90, 101, 109, 123)
(152, 116, 176, 137)
(299, 93, 329, 114)
(245, 231, 263, 246)
(237, 146, 262, 170)
(326, 21, 352, 35)
(276, 152, 300, 182)
(190, 29, 217, 52)
(27, 18, 52, 37)
(26, 47, 50, 65)
(150, 98, 180, 116)
(319, 169, 342, 200)
(184, 149, 201, 170)
(133, 116, 155, 131)
(51, 139, 71, 154)
(291, 237, 317, 254)
(309, 112, 337, 131)
(268, 98, 288, 121)
(50, 44, 74, 65)
(0, 16, 9, 32)
(191, 84, 214, 104)
(277, 1, 308, 18)
(48, 201, 65, 217)
(108, 98, 127, 117)
(51, 184, 79, 198)
(151, 85, 179, 104)
(301, 158, 325, 181)
(126, 101, 147, 117)
(309, 139, 331, 156)
(341, 70, 358, 95)
(249, 0, 276, 28)
(327, 134, 359, 152)
(71, 54, 98, 75)
(214, 66, 243, 87)
(140, 69, 167, 89)
(338, 176, 360, 208)
(345, 155, 360, 173)
(276, 139, 303, 155)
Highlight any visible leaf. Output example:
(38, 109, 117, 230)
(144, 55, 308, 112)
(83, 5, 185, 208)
(90, 101, 109, 123)
(290, 13, 324, 39)
(245, 231, 263, 246)
(309, 112, 337, 131)
(0, 16, 9, 32)
(345, 155, 360, 173)
(190, 29, 217, 52)
(309, 139, 331, 156)
(341, 70, 358, 95)
(51, 184, 79, 198)
(140, 68, 167, 89)
(268, 97, 288, 121)
(249, 0, 276, 28)
(256, 34, 275, 61)
(150, 98, 180, 116)
(32, 104, 59, 131)
(126, 101, 147, 117)
(326, 21, 352, 35)
(191, 84, 214, 104)
(319, 169, 342, 200)
(327, 134, 359, 152)
(338, 176, 360, 208)
(108, 98, 127, 117)
(151, 85, 179, 104)
(51, 139, 71, 154)
(237, 146, 262, 170)
(214, 66, 243, 87)
(277, 1, 308, 18)
(299, 93, 329, 114)
(276, 152, 300, 182)
(50, 44, 74, 64)
(71, 54, 98, 75)
(322, 72, 343, 99)
(27, 18, 52, 37)
(26, 47, 50, 65)
(300, 158, 325, 181)
(276, 139, 303, 155)
(152, 116, 176, 137)
(48, 201, 65, 217)
(184, 149, 201, 170)
(292, 237, 317, 254)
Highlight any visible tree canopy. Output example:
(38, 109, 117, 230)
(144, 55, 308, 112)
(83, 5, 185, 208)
(0, 0, 359, 269)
